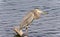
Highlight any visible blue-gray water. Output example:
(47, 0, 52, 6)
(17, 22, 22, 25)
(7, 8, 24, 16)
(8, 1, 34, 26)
(0, 0, 60, 37)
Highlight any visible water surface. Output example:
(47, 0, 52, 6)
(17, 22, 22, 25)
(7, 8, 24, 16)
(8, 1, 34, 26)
(0, 0, 60, 37)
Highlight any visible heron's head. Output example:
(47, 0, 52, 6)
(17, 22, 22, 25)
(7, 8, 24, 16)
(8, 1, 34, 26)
(35, 9, 48, 15)
(32, 8, 48, 19)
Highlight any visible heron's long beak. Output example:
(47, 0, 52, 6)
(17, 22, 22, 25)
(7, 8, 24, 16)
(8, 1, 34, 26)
(42, 11, 48, 15)
(36, 9, 48, 14)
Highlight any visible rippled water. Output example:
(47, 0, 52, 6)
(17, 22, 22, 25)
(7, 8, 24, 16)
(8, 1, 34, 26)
(0, 0, 60, 37)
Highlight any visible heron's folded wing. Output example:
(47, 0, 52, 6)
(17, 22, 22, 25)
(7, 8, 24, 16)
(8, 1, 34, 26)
(20, 12, 34, 28)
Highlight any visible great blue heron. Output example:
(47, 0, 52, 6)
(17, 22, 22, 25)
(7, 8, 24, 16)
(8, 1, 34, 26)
(19, 8, 48, 36)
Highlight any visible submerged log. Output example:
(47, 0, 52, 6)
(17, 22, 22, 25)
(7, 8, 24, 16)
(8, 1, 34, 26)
(14, 26, 28, 37)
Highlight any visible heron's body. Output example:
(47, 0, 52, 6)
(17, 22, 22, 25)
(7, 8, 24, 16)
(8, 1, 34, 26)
(18, 9, 47, 37)
(19, 9, 41, 29)
(20, 12, 34, 30)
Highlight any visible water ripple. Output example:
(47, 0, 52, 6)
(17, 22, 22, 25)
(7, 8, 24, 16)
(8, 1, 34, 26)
(0, 0, 60, 37)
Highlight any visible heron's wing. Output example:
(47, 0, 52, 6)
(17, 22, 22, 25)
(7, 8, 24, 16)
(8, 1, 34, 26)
(22, 12, 33, 21)
(20, 12, 34, 29)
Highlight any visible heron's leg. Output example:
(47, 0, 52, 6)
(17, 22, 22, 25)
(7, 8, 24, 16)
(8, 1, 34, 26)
(19, 25, 23, 31)
(25, 26, 28, 36)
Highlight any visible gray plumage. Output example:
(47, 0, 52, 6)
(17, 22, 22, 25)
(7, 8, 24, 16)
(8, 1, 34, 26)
(20, 12, 34, 30)
(19, 9, 46, 36)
